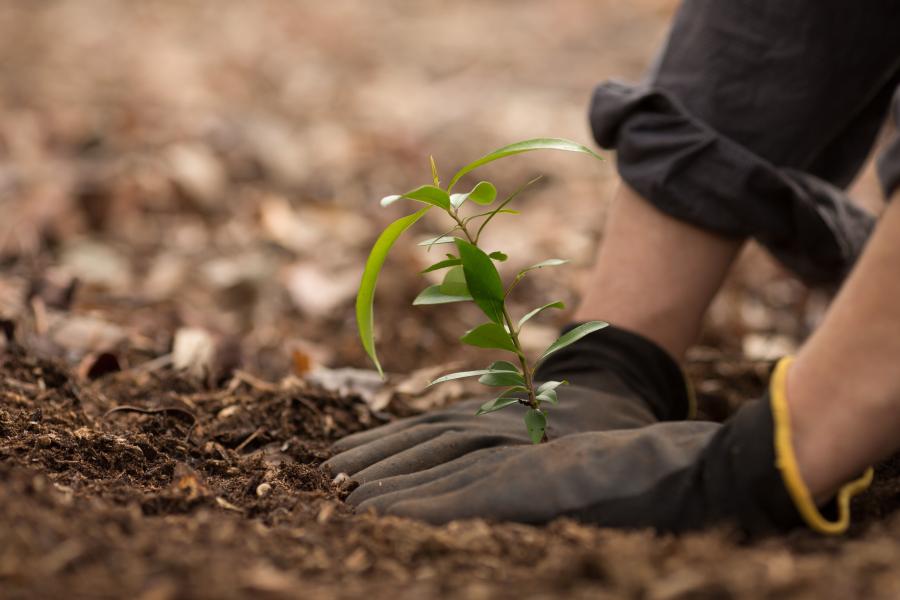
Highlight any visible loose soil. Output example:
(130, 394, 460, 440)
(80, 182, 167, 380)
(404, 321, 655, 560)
(2, 1, 899, 598)
(2, 342, 900, 600)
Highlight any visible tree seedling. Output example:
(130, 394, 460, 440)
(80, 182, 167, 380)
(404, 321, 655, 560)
(356, 138, 607, 443)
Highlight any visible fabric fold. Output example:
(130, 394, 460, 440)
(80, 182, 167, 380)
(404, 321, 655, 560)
(590, 81, 876, 285)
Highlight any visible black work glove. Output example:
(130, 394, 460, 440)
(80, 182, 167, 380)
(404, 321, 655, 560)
(324, 325, 693, 485)
(329, 343, 874, 535)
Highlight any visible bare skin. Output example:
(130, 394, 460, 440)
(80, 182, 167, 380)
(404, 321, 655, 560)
(787, 191, 900, 500)
(574, 184, 744, 360)
(577, 184, 900, 502)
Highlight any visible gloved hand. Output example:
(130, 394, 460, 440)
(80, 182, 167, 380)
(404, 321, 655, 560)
(324, 325, 693, 485)
(327, 334, 874, 535)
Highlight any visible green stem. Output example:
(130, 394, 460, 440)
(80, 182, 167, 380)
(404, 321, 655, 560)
(449, 209, 476, 244)
(474, 175, 542, 245)
(446, 204, 547, 441)
(502, 306, 537, 410)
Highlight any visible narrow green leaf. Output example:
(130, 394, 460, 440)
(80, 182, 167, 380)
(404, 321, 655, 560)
(478, 371, 526, 387)
(465, 209, 519, 224)
(488, 360, 520, 373)
(420, 258, 462, 273)
(536, 380, 567, 395)
(357, 208, 430, 377)
(455, 239, 506, 325)
(439, 265, 470, 296)
(519, 259, 569, 276)
(417, 235, 457, 246)
(524, 409, 547, 444)
(518, 301, 565, 329)
(537, 321, 609, 364)
(460, 322, 517, 353)
(450, 181, 497, 209)
(475, 396, 521, 416)
(430, 155, 440, 187)
(381, 185, 451, 210)
(489, 251, 508, 261)
(412, 285, 472, 305)
(448, 138, 603, 191)
(428, 369, 493, 387)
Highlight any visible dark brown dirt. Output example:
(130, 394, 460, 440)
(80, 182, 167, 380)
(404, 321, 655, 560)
(2, 342, 900, 600)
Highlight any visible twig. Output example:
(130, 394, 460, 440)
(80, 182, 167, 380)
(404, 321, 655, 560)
(232, 370, 279, 393)
(234, 426, 264, 453)
(102, 405, 198, 441)
(126, 353, 174, 375)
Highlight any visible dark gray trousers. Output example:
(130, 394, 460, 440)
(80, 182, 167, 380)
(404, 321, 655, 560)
(590, 0, 900, 284)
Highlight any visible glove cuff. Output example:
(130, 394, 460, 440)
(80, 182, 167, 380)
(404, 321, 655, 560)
(768, 357, 874, 535)
(535, 323, 694, 421)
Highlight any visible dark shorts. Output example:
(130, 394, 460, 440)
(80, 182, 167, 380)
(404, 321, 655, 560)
(589, 0, 900, 284)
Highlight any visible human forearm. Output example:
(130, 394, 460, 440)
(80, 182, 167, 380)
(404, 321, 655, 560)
(574, 184, 744, 360)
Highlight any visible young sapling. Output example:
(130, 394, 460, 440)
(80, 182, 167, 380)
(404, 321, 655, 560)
(356, 138, 607, 443)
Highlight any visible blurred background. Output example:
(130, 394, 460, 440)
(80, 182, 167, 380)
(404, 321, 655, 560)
(0, 0, 884, 396)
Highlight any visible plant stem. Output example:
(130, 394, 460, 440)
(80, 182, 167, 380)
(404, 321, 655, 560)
(502, 306, 538, 410)
(447, 205, 548, 442)
(474, 175, 542, 245)
(449, 209, 476, 244)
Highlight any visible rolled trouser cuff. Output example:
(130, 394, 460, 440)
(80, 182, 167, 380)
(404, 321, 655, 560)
(590, 82, 876, 285)
(877, 90, 900, 200)
(768, 357, 874, 535)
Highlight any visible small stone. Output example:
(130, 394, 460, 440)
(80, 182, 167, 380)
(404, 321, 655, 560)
(316, 502, 336, 524)
(217, 405, 241, 419)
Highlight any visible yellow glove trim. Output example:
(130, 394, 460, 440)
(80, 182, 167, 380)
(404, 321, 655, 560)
(683, 372, 697, 420)
(769, 356, 874, 535)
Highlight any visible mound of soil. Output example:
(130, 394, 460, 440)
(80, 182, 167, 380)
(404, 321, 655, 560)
(2, 341, 900, 600)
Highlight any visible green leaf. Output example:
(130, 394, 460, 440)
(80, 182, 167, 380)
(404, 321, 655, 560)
(439, 265, 470, 296)
(460, 322, 517, 353)
(381, 185, 451, 210)
(420, 258, 462, 273)
(465, 210, 520, 224)
(357, 208, 430, 377)
(450, 181, 497, 209)
(488, 360, 520, 373)
(504, 385, 531, 395)
(537, 321, 609, 364)
(412, 285, 472, 305)
(455, 239, 506, 325)
(428, 369, 493, 386)
(489, 251, 508, 261)
(448, 138, 603, 191)
(430, 155, 440, 187)
(524, 409, 547, 444)
(475, 396, 521, 416)
(519, 258, 569, 275)
(478, 371, 526, 387)
(536, 389, 558, 405)
(518, 301, 565, 329)
(536, 380, 567, 395)
(418, 235, 457, 246)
